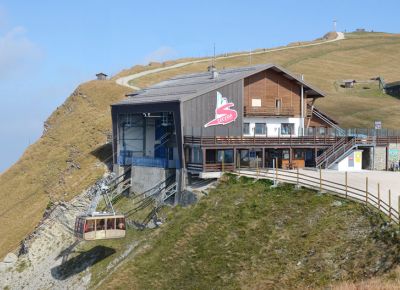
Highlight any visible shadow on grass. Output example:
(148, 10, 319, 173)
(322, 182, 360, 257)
(51, 245, 116, 280)
(91, 143, 113, 171)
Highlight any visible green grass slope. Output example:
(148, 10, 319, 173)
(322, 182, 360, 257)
(87, 176, 399, 289)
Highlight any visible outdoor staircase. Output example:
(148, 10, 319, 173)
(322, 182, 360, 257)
(154, 132, 171, 151)
(309, 105, 345, 135)
(316, 137, 357, 169)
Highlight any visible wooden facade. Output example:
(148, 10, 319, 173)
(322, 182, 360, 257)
(244, 69, 304, 117)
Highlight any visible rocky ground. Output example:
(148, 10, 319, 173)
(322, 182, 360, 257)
(0, 174, 114, 290)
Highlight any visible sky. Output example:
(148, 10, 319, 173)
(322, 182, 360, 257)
(0, 0, 398, 172)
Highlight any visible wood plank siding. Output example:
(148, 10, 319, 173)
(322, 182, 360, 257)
(243, 70, 304, 117)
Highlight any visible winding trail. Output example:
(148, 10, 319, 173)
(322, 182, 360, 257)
(116, 32, 345, 90)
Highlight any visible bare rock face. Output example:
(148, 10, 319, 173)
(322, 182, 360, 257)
(0, 173, 114, 290)
(2, 253, 18, 264)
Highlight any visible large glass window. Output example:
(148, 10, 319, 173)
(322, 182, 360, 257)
(217, 150, 234, 163)
(281, 123, 295, 135)
(243, 123, 250, 135)
(255, 123, 266, 135)
(192, 147, 202, 164)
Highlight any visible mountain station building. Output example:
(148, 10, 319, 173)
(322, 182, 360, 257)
(111, 64, 400, 196)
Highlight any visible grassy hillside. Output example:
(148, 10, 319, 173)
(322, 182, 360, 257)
(127, 32, 400, 128)
(1, 31, 400, 260)
(80, 176, 399, 289)
(0, 80, 130, 258)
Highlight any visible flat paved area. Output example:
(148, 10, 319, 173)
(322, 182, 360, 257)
(300, 169, 399, 213)
(240, 169, 400, 220)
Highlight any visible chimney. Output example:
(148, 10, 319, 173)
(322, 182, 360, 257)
(208, 65, 218, 79)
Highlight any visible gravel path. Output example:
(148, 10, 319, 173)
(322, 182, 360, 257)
(115, 32, 345, 90)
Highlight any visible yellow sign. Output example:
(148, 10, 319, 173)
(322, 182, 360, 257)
(355, 152, 361, 163)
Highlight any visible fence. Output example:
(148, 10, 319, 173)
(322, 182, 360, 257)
(235, 168, 400, 224)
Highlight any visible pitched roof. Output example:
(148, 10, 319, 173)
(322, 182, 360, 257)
(385, 81, 400, 88)
(113, 64, 326, 106)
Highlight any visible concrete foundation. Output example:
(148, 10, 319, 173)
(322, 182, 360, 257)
(199, 171, 223, 179)
(131, 166, 174, 194)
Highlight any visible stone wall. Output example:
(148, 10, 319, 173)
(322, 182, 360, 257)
(373, 146, 387, 170)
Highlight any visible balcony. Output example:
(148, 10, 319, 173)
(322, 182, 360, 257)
(244, 106, 294, 117)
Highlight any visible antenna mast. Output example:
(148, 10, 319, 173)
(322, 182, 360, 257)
(212, 43, 216, 68)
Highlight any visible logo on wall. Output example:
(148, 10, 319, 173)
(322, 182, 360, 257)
(204, 91, 238, 128)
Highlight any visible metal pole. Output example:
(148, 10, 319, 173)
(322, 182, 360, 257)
(345, 171, 348, 199)
(297, 167, 299, 188)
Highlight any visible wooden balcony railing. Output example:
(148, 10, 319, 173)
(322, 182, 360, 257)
(184, 135, 400, 147)
(244, 106, 294, 117)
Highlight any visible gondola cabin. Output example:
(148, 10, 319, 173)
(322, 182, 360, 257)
(74, 214, 126, 241)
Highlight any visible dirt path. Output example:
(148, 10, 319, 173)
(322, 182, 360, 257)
(115, 32, 345, 90)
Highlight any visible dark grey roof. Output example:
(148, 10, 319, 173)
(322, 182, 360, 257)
(385, 81, 400, 88)
(113, 64, 326, 106)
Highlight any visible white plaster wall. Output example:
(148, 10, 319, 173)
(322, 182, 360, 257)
(243, 117, 302, 137)
(332, 150, 363, 171)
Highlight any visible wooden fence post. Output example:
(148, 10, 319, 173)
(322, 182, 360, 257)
(365, 177, 368, 205)
(345, 171, 348, 199)
(275, 158, 278, 184)
(319, 168, 322, 192)
(398, 195, 400, 225)
(389, 190, 392, 220)
(377, 183, 381, 210)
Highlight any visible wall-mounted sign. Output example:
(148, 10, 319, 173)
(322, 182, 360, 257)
(204, 91, 238, 127)
(374, 120, 382, 130)
(354, 151, 361, 163)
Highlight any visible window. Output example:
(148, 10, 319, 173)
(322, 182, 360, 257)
(319, 127, 326, 136)
(116, 218, 125, 230)
(281, 123, 295, 135)
(251, 98, 261, 107)
(107, 218, 115, 230)
(96, 219, 105, 231)
(85, 220, 95, 233)
(275, 99, 282, 109)
(282, 149, 290, 160)
(192, 147, 202, 164)
(294, 149, 305, 159)
(255, 123, 266, 135)
(243, 123, 250, 135)
(217, 149, 234, 163)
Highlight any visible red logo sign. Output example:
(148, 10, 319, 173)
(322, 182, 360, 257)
(204, 91, 238, 127)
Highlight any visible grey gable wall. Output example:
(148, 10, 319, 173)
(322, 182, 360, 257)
(181, 80, 243, 137)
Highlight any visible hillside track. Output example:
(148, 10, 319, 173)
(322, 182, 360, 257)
(115, 32, 345, 90)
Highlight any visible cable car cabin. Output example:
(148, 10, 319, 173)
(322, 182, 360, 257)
(74, 214, 126, 241)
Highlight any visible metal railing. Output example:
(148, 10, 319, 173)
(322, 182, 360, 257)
(235, 169, 399, 224)
(132, 157, 169, 168)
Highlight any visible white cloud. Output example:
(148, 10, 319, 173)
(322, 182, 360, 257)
(143, 46, 178, 64)
(0, 26, 43, 80)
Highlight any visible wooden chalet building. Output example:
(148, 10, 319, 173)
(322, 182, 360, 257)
(111, 64, 355, 182)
